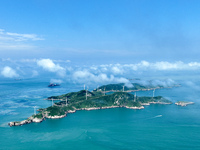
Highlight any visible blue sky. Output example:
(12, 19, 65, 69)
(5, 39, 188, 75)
(2, 0, 200, 85)
(1, 0, 200, 64)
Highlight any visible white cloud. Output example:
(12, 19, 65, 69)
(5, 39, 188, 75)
(1, 66, 19, 78)
(0, 43, 36, 50)
(151, 79, 176, 87)
(188, 62, 200, 68)
(0, 29, 44, 41)
(111, 66, 123, 74)
(72, 70, 131, 86)
(136, 79, 176, 88)
(37, 59, 66, 77)
(141, 61, 200, 70)
(99, 61, 200, 73)
(153, 61, 184, 70)
(90, 66, 98, 70)
(0, 29, 44, 50)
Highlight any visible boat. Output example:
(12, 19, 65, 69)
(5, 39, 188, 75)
(48, 83, 60, 87)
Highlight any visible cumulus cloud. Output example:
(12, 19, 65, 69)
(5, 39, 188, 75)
(136, 79, 176, 88)
(1, 66, 19, 78)
(150, 79, 176, 87)
(72, 70, 131, 86)
(111, 66, 123, 74)
(37, 59, 66, 77)
(97, 61, 200, 74)
(136, 61, 200, 70)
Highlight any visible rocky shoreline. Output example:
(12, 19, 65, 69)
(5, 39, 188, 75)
(175, 101, 194, 106)
(8, 105, 145, 127)
(8, 116, 44, 127)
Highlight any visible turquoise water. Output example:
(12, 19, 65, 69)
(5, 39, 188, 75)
(0, 79, 200, 150)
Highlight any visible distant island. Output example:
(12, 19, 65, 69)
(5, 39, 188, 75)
(175, 101, 194, 106)
(48, 83, 60, 87)
(8, 83, 173, 127)
(95, 83, 180, 93)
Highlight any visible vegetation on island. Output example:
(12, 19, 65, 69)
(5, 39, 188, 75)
(97, 83, 147, 91)
(44, 89, 171, 117)
(32, 113, 43, 119)
(94, 83, 174, 92)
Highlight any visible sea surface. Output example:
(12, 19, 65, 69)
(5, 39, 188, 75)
(0, 78, 200, 150)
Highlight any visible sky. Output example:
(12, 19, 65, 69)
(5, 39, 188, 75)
(1, 0, 200, 85)
(1, 0, 200, 63)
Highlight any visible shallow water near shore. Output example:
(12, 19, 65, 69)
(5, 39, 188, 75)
(0, 78, 200, 150)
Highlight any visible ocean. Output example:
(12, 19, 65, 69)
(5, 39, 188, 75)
(0, 77, 200, 150)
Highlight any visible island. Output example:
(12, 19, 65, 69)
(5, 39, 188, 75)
(175, 101, 194, 106)
(8, 83, 173, 127)
(95, 83, 180, 93)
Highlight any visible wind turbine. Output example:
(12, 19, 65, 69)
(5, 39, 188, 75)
(86, 89, 87, 100)
(84, 84, 85, 90)
(66, 97, 68, 106)
(134, 92, 136, 102)
(123, 85, 125, 92)
(153, 89, 155, 97)
(33, 106, 37, 115)
(51, 98, 54, 107)
(104, 88, 106, 96)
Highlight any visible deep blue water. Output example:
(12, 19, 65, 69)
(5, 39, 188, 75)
(0, 78, 200, 150)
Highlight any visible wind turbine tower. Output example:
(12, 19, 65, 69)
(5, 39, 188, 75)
(134, 92, 136, 102)
(51, 98, 54, 107)
(66, 97, 68, 106)
(33, 106, 37, 115)
(86, 89, 87, 100)
(84, 84, 85, 90)
(104, 88, 106, 96)
(123, 86, 125, 92)
(153, 89, 155, 97)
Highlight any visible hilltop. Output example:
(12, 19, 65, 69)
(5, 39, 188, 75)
(94, 83, 180, 93)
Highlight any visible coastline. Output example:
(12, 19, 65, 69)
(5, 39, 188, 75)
(8, 105, 145, 127)
(175, 101, 194, 106)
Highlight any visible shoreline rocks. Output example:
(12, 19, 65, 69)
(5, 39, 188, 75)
(8, 116, 45, 127)
(175, 101, 194, 106)
(45, 114, 66, 119)
(125, 106, 144, 109)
